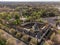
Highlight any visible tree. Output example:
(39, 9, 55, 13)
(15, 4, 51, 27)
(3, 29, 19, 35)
(6, 38, 17, 45)
(0, 39, 6, 45)
(21, 35, 29, 42)
(15, 32, 22, 39)
(6, 15, 11, 20)
(0, 30, 6, 45)
(15, 7, 21, 11)
(15, 15, 19, 19)
(52, 34, 60, 45)
(43, 40, 53, 45)
(29, 38, 37, 45)
(12, 19, 21, 25)
(9, 28, 17, 35)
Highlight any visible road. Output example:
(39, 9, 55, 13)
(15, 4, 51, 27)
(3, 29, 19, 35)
(42, 16, 59, 26)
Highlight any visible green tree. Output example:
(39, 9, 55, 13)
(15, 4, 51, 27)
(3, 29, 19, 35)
(0, 39, 6, 45)
(15, 32, 22, 38)
(12, 19, 21, 25)
(0, 30, 6, 45)
(6, 38, 16, 45)
(15, 15, 19, 19)
(21, 35, 29, 42)
(9, 28, 17, 35)
(29, 38, 37, 45)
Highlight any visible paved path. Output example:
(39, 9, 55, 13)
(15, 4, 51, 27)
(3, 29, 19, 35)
(42, 16, 60, 26)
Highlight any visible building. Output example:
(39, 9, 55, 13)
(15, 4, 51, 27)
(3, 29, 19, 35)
(56, 22, 60, 30)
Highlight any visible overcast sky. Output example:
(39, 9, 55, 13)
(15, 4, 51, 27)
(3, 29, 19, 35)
(0, 0, 60, 2)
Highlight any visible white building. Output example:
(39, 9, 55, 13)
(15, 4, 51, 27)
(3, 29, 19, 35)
(56, 22, 60, 30)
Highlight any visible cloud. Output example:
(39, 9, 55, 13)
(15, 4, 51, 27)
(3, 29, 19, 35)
(0, 0, 60, 2)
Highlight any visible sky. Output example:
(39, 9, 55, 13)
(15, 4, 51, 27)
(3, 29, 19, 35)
(0, 0, 60, 2)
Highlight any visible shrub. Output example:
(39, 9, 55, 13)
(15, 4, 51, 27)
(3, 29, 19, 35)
(57, 30, 60, 34)
(5, 27, 9, 32)
(15, 32, 22, 39)
(6, 38, 16, 45)
(21, 35, 29, 42)
(52, 34, 60, 44)
(0, 30, 6, 45)
(0, 24, 4, 29)
(0, 39, 6, 45)
(9, 28, 17, 35)
(29, 38, 37, 45)
(50, 32, 55, 40)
